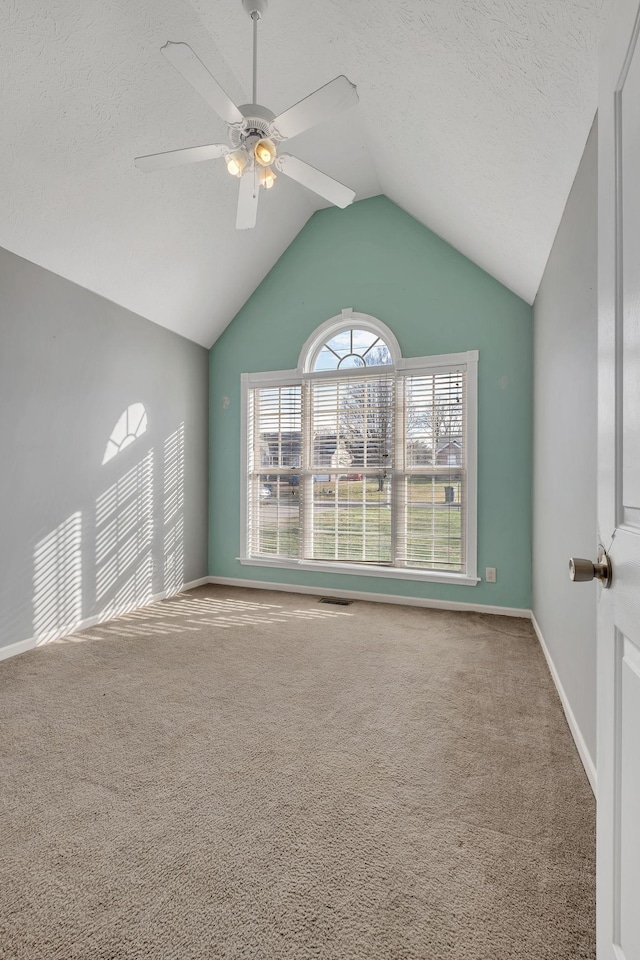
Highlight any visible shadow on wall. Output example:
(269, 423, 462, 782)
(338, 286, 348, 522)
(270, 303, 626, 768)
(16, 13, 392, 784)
(32, 406, 186, 645)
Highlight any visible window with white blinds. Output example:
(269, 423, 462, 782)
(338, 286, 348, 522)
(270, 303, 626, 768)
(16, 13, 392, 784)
(305, 372, 395, 564)
(243, 339, 478, 585)
(397, 370, 466, 571)
(247, 384, 301, 559)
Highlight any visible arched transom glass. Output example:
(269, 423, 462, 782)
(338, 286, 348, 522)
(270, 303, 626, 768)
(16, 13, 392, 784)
(313, 328, 393, 371)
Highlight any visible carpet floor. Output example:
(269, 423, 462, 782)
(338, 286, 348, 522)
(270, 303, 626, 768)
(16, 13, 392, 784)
(0, 585, 595, 959)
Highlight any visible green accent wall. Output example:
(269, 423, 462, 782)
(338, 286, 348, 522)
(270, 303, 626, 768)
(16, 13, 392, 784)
(209, 196, 532, 609)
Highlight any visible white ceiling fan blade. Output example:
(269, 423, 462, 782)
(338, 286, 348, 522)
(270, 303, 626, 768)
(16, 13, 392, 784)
(161, 42, 244, 127)
(236, 171, 259, 230)
(135, 143, 228, 172)
(276, 154, 355, 209)
(269, 76, 358, 141)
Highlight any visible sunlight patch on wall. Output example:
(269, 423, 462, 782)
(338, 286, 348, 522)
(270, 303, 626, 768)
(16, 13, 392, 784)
(102, 403, 147, 464)
(95, 450, 154, 614)
(33, 513, 82, 644)
(28, 420, 194, 647)
(163, 424, 185, 594)
(105, 554, 154, 619)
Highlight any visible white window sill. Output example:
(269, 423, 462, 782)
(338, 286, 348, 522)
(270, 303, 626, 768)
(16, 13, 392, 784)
(238, 556, 480, 586)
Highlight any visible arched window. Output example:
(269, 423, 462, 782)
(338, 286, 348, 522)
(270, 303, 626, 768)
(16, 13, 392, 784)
(299, 310, 401, 373)
(102, 403, 148, 465)
(242, 310, 478, 585)
(313, 328, 393, 370)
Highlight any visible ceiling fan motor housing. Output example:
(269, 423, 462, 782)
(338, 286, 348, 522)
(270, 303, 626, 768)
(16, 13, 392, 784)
(230, 105, 275, 150)
(242, 0, 268, 20)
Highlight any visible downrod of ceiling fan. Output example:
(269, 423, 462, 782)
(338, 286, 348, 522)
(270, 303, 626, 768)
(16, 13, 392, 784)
(242, 0, 267, 105)
(252, 12, 258, 105)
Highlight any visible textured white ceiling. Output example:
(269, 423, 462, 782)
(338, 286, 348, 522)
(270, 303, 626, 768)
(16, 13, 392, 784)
(0, 0, 607, 346)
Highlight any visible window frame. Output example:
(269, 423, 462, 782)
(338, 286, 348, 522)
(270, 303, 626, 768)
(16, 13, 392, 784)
(240, 315, 479, 587)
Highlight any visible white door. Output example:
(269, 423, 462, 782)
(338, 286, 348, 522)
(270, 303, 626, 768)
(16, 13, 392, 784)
(597, 1, 640, 957)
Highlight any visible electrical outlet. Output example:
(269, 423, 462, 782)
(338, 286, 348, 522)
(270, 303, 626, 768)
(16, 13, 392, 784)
(485, 567, 497, 583)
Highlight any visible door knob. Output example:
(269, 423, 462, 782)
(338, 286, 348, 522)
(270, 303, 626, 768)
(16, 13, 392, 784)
(569, 547, 612, 588)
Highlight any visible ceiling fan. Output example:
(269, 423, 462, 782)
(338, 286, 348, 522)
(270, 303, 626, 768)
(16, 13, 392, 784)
(135, 0, 359, 229)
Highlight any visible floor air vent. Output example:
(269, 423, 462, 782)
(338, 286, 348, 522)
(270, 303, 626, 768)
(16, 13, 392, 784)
(319, 597, 353, 606)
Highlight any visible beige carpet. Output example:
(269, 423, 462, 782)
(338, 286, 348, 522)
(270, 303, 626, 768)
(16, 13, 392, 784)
(0, 585, 595, 959)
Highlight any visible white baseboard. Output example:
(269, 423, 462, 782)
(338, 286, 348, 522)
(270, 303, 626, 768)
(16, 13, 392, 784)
(0, 576, 210, 663)
(530, 612, 597, 796)
(177, 577, 210, 591)
(205, 575, 531, 618)
(0, 636, 37, 662)
(0, 575, 530, 665)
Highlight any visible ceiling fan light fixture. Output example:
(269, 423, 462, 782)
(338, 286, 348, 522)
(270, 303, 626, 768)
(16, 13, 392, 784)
(258, 165, 277, 189)
(254, 137, 276, 166)
(136, 1, 359, 229)
(226, 148, 248, 177)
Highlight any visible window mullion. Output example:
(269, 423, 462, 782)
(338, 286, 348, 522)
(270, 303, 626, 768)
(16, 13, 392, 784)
(301, 379, 313, 560)
(392, 374, 405, 566)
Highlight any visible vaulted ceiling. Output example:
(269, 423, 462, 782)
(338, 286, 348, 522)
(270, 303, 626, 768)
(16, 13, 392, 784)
(0, 0, 607, 347)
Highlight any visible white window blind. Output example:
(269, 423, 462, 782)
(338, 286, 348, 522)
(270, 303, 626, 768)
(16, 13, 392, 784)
(397, 368, 466, 572)
(248, 384, 301, 559)
(244, 348, 476, 582)
(304, 372, 395, 563)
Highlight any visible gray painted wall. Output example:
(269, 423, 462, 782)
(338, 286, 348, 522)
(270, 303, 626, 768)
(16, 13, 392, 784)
(0, 246, 209, 653)
(532, 119, 598, 767)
